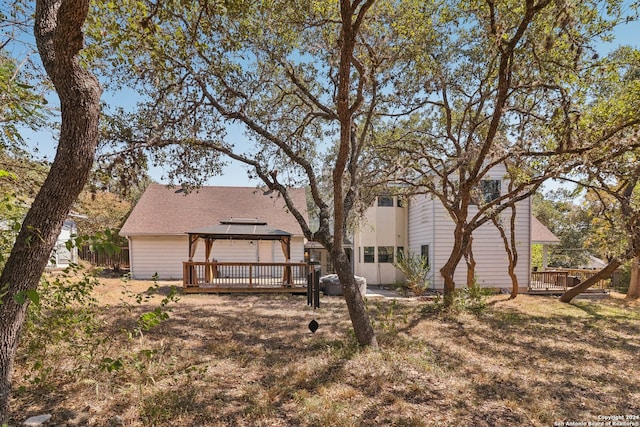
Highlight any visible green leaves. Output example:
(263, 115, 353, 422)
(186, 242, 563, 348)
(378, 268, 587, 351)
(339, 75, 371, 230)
(0, 52, 50, 148)
(14, 289, 40, 306)
(139, 307, 169, 331)
(393, 251, 430, 296)
(99, 357, 124, 373)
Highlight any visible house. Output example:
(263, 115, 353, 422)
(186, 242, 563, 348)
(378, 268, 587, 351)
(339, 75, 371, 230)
(351, 163, 554, 292)
(352, 194, 408, 286)
(353, 192, 531, 291)
(119, 184, 308, 280)
(124, 177, 555, 292)
(48, 218, 79, 268)
(1, 205, 80, 269)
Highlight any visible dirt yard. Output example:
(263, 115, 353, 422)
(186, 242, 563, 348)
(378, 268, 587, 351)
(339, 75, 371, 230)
(9, 276, 640, 426)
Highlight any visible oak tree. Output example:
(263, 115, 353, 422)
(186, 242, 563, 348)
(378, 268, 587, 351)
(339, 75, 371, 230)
(0, 0, 101, 421)
(378, 0, 639, 303)
(88, 0, 453, 346)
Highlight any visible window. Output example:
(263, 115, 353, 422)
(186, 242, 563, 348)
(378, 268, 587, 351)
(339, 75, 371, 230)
(378, 246, 394, 263)
(377, 195, 393, 207)
(472, 179, 501, 205)
(363, 246, 375, 263)
(397, 197, 405, 207)
(420, 244, 430, 266)
(481, 179, 501, 203)
(396, 246, 404, 260)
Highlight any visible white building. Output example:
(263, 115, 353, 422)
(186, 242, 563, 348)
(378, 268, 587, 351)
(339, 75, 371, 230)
(352, 194, 408, 286)
(352, 164, 538, 292)
(119, 185, 308, 280)
(122, 177, 552, 291)
(48, 219, 79, 268)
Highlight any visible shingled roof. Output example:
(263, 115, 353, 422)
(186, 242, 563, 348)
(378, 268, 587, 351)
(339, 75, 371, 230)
(531, 216, 560, 245)
(120, 184, 308, 237)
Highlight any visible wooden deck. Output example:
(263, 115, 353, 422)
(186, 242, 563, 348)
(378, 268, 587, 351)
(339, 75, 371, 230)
(183, 261, 312, 294)
(529, 269, 611, 295)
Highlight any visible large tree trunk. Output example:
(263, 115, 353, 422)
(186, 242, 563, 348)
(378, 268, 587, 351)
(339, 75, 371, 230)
(330, 0, 377, 347)
(560, 260, 622, 303)
(332, 247, 377, 347)
(440, 225, 467, 305)
(464, 235, 476, 288)
(626, 257, 640, 299)
(0, 1, 101, 422)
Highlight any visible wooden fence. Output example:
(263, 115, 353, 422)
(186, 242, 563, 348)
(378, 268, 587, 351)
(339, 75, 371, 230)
(78, 246, 130, 269)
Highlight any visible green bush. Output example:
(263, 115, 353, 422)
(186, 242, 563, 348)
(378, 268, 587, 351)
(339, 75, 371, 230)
(19, 266, 180, 387)
(20, 264, 102, 384)
(393, 252, 430, 296)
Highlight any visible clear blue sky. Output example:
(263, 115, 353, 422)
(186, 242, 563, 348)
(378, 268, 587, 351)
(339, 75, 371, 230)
(19, 12, 640, 188)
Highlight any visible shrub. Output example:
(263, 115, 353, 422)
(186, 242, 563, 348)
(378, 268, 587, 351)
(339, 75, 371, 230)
(393, 251, 430, 296)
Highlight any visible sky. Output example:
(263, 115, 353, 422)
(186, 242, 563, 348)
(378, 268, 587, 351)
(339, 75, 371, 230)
(16, 9, 640, 189)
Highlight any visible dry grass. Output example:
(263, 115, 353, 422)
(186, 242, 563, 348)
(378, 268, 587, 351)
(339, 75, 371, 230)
(9, 276, 640, 426)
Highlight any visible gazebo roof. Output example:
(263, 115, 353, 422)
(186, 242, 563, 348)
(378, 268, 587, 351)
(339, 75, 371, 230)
(531, 216, 560, 245)
(187, 218, 292, 241)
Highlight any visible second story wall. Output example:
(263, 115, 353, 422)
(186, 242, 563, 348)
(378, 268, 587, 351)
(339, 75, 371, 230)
(353, 195, 407, 285)
(408, 164, 532, 291)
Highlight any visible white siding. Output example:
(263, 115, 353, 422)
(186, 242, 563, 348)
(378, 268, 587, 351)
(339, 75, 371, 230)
(48, 220, 78, 268)
(427, 188, 531, 290)
(407, 194, 435, 283)
(129, 235, 191, 280)
(210, 240, 259, 262)
(128, 235, 306, 280)
(405, 165, 532, 291)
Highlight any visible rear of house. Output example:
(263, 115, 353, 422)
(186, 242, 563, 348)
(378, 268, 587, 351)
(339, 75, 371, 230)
(353, 164, 532, 291)
(407, 192, 531, 292)
(120, 185, 308, 280)
(352, 194, 408, 285)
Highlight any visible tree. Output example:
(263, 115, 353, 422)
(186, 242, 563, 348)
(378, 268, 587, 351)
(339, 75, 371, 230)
(376, 0, 578, 302)
(0, 0, 101, 421)
(87, 0, 465, 347)
(559, 170, 640, 302)
(1, 1, 51, 152)
(556, 45, 640, 302)
(378, 0, 639, 304)
(0, 52, 49, 150)
(555, 152, 640, 302)
(87, 1, 638, 312)
(73, 189, 131, 238)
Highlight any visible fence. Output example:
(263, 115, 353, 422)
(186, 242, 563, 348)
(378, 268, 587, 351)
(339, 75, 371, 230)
(78, 246, 130, 269)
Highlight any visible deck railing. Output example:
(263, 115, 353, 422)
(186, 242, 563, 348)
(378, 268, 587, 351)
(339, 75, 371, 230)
(530, 268, 612, 292)
(553, 268, 611, 289)
(183, 261, 311, 290)
(530, 271, 571, 292)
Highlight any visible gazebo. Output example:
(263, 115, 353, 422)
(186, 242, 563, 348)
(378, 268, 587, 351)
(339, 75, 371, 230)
(531, 216, 560, 271)
(183, 218, 307, 293)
